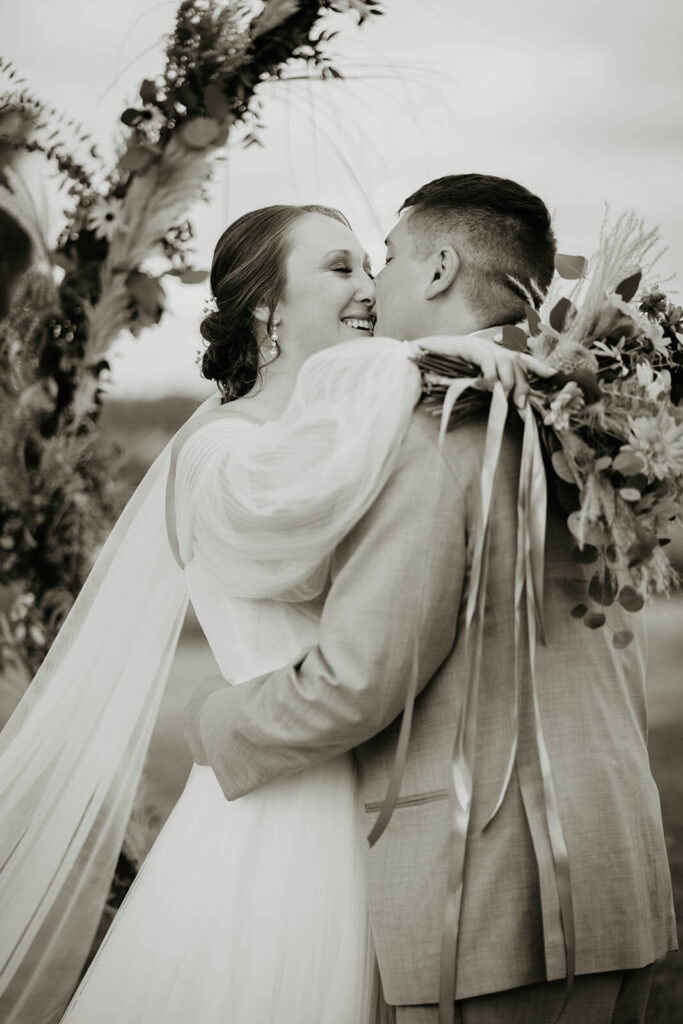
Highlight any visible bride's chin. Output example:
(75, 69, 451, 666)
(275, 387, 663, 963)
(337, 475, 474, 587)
(339, 328, 374, 342)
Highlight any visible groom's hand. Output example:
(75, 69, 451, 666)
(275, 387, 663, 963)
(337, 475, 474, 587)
(185, 676, 228, 765)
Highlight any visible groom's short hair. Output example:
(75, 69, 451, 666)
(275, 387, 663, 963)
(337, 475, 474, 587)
(401, 174, 556, 325)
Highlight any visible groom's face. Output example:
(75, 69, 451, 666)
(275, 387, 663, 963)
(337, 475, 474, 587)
(374, 208, 433, 340)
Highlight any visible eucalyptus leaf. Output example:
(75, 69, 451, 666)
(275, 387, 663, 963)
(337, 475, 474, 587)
(626, 473, 648, 493)
(613, 630, 634, 649)
(551, 449, 575, 484)
(500, 325, 528, 352)
(178, 117, 221, 149)
(555, 479, 581, 513)
(615, 270, 642, 303)
(571, 544, 599, 564)
(584, 611, 606, 629)
(203, 84, 231, 121)
(618, 586, 645, 612)
(126, 271, 166, 322)
(566, 510, 605, 543)
(525, 305, 541, 336)
(176, 268, 209, 284)
(567, 511, 583, 539)
(549, 297, 574, 333)
(588, 568, 617, 606)
(612, 450, 646, 476)
(555, 253, 588, 280)
(626, 534, 658, 568)
(120, 146, 155, 172)
(571, 369, 602, 404)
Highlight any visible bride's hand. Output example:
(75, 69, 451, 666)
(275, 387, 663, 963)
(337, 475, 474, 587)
(408, 335, 554, 409)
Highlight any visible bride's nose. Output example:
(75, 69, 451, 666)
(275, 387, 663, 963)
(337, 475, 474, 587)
(354, 274, 376, 305)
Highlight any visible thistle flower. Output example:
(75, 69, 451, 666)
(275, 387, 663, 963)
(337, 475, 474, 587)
(546, 340, 599, 376)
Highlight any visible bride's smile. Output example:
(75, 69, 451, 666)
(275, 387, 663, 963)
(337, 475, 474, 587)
(268, 212, 377, 355)
(340, 313, 376, 335)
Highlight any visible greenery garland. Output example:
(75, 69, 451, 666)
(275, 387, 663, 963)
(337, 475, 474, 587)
(0, 0, 382, 686)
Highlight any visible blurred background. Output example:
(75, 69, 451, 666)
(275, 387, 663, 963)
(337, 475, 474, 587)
(3, 0, 683, 399)
(1, 0, 682, 1016)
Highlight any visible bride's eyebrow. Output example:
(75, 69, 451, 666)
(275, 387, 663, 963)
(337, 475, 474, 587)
(322, 249, 353, 262)
(322, 249, 371, 270)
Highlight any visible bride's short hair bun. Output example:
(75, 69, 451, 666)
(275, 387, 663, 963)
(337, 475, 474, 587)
(200, 204, 349, 402)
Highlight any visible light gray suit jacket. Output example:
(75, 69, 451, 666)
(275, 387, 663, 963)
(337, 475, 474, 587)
(199, 405, 677, 1005)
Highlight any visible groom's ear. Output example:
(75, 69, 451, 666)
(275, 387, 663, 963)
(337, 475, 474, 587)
(424, 246, 460, 300)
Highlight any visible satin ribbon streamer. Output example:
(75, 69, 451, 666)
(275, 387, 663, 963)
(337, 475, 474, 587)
(366, 377, 480, 847)
(367, 387, 575, 1024)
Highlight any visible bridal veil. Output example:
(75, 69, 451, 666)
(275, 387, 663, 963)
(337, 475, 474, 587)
(0, 338, 421, 1023)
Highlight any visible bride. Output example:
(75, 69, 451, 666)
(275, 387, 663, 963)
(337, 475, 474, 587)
(0, 203, 536, 1024)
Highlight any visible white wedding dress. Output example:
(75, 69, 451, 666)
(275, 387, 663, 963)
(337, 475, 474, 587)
(49, 338, 422, 1024)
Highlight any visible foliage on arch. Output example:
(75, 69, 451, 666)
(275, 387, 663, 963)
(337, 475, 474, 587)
(0, 0, 382, 681)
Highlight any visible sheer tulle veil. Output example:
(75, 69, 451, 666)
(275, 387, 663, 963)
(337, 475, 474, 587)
(0, 394, 221, 1024)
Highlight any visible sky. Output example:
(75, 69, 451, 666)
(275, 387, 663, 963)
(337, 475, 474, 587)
(2, 0, 682, 398)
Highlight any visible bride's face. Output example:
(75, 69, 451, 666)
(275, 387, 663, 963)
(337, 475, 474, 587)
(273, 213, 376, 357)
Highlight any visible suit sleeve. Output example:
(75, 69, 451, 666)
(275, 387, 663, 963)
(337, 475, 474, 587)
(199, 421, 469, 800)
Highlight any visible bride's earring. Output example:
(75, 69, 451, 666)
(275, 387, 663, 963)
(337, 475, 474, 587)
(269, 318, 280, 357)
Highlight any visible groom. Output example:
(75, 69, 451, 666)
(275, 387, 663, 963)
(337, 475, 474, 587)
(186, 174, 676, 1021)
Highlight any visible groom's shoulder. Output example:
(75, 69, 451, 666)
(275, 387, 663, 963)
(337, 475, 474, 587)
(407, 403, 523, 494)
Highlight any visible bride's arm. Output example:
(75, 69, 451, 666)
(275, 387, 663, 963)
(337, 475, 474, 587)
(193, 417, 468, 800)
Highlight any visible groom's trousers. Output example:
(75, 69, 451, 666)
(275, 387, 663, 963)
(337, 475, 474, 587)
(393, 965, 654, 1024)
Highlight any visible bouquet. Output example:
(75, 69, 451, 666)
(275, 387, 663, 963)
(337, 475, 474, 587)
(416, 214, 683, 648)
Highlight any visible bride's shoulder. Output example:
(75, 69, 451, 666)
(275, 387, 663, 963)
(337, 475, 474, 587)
(172, 404, 257, 484)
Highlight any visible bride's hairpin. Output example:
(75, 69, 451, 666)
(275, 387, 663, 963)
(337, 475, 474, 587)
(203, 296, 219, 315)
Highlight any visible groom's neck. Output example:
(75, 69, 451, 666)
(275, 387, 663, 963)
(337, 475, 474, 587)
(420, 304, 491, 338)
